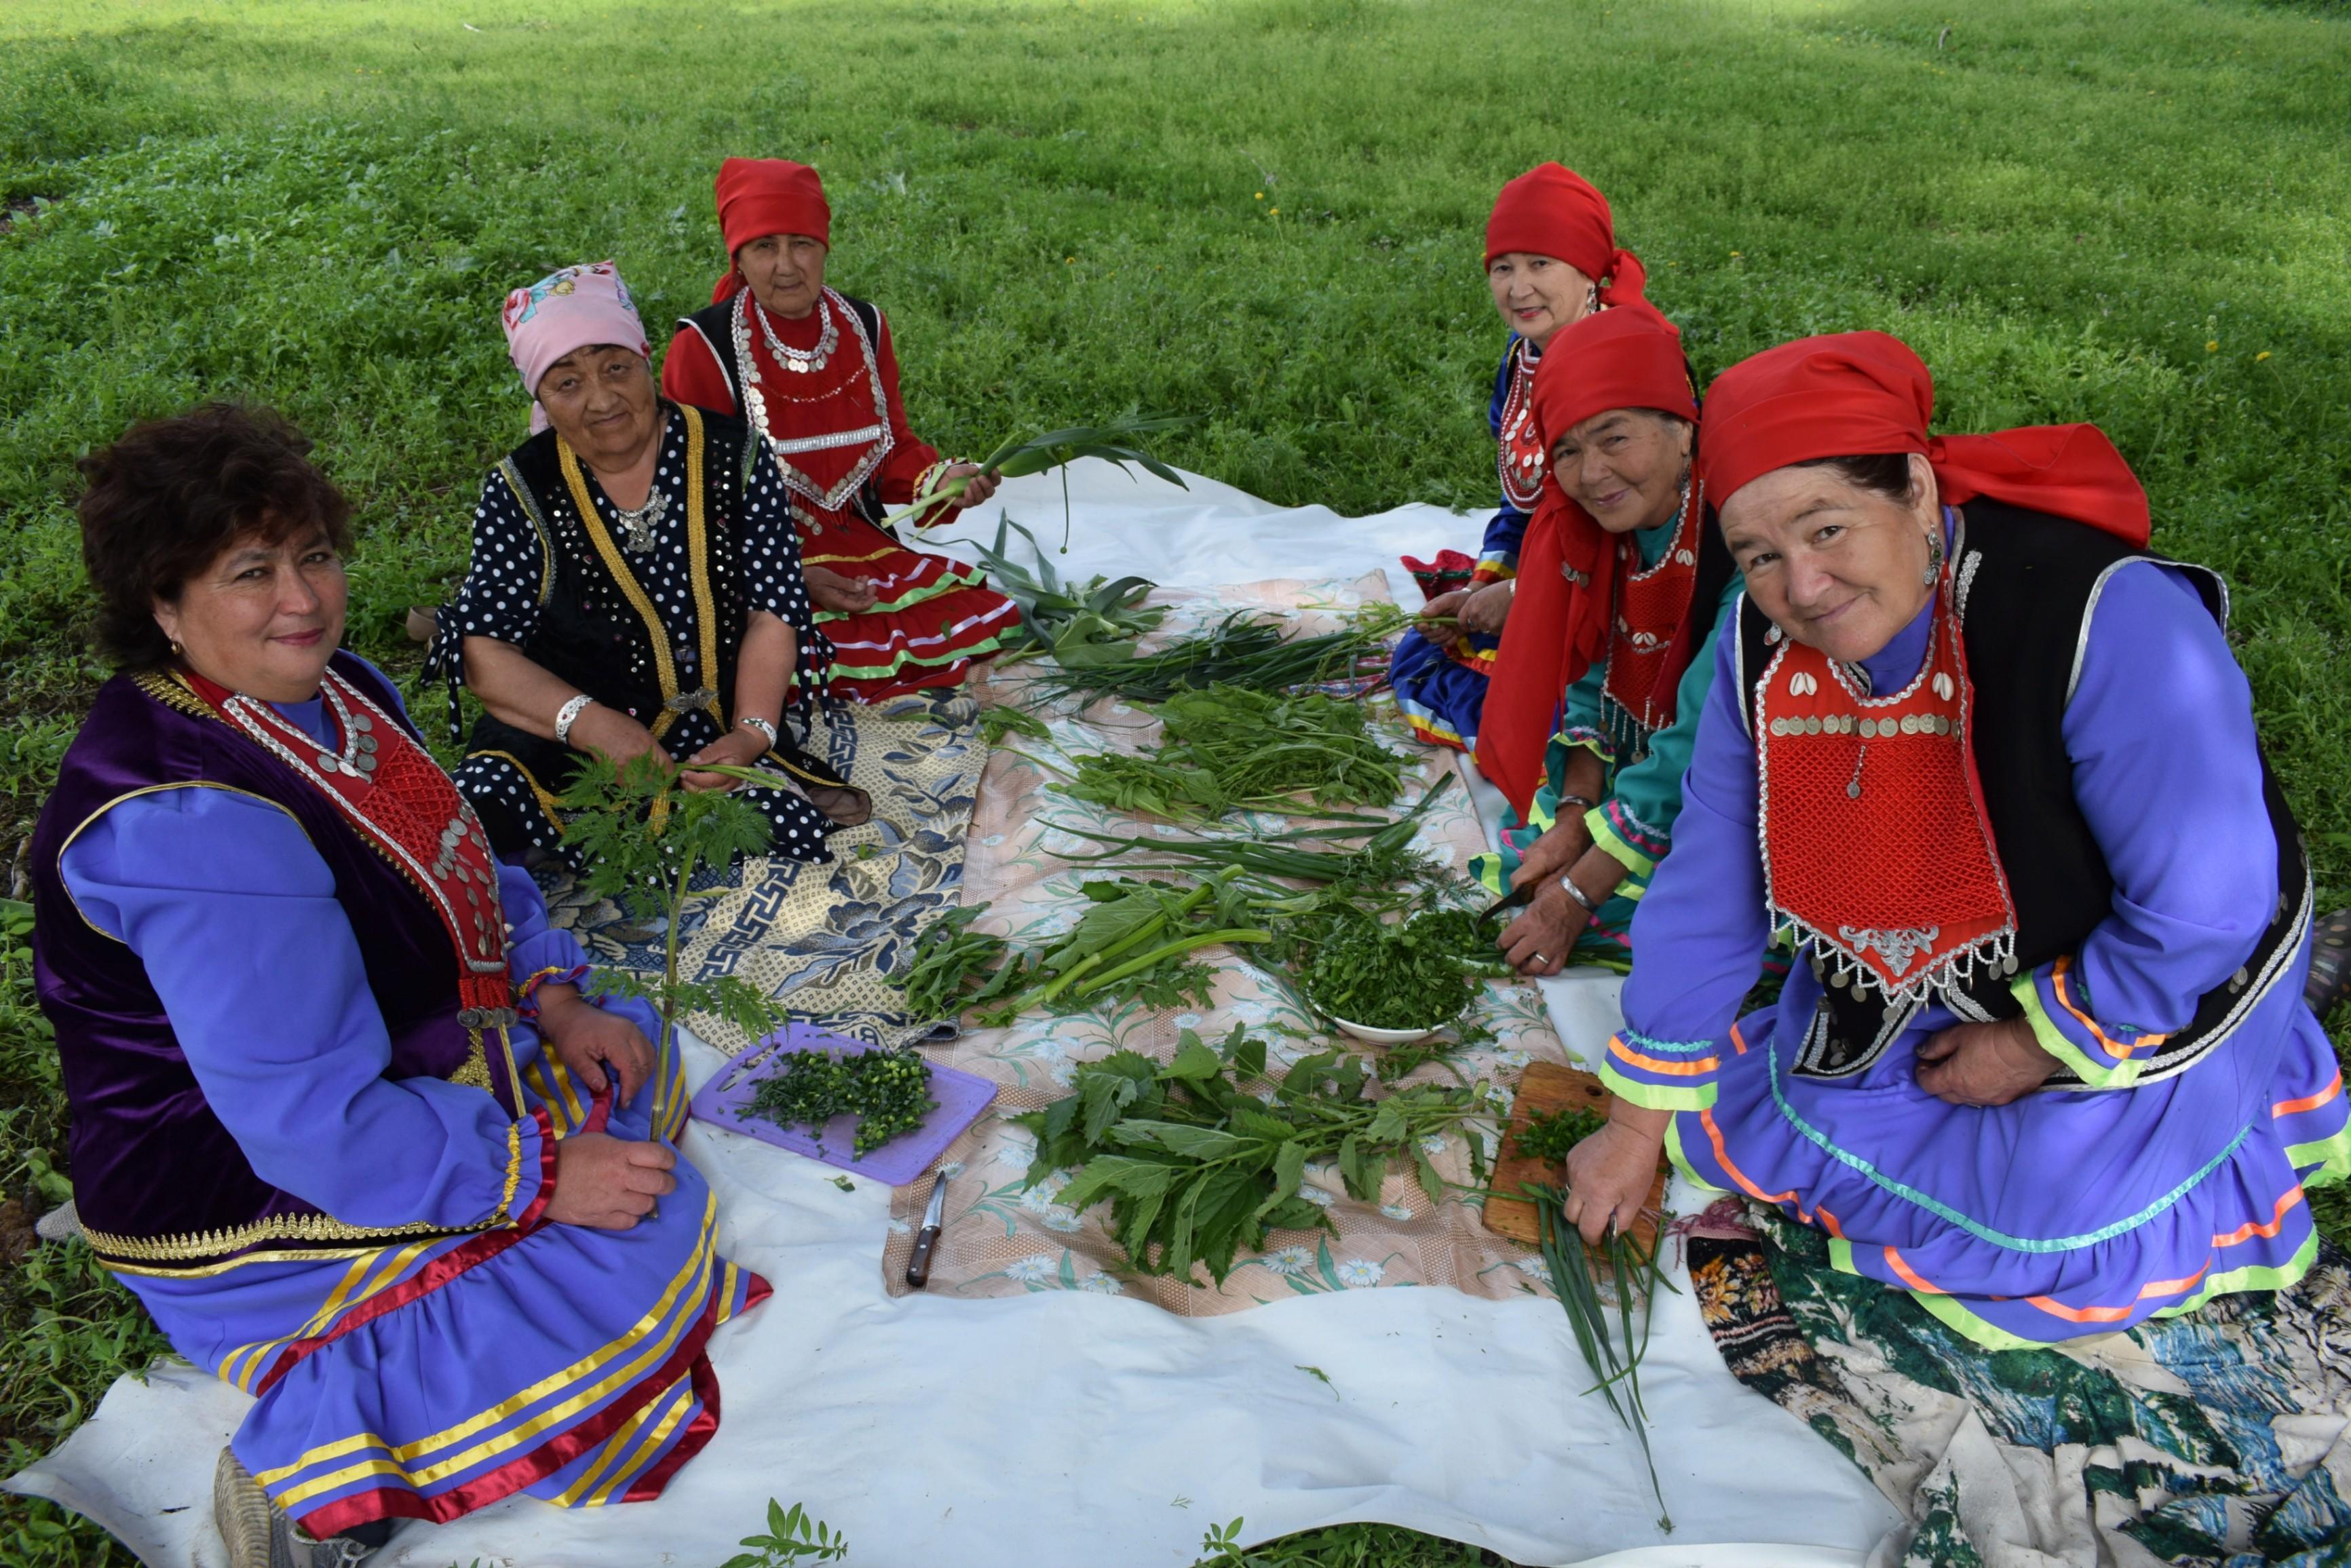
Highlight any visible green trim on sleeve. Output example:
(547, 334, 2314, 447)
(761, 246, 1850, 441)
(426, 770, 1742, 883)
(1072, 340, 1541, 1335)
(1599, 1059, 1717, 1112)
(2011, 973, 2145, 1090)
(1662, 1113, 1725, 1196)
(1584, 805, 1657, 881)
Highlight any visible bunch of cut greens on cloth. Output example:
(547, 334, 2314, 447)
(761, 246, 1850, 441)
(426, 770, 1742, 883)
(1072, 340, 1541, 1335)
(1028, 603, 1409, 704)
(888, 579, 1583, 1313)
(1048, 683, 1405, 822)
(1015, 1027, 1496, 1287)
(740, 1045, 939, 1157)
(964, 515, 1166, 666)
(892, 870, 1272, 1027)
(879, 415, 1187, 551)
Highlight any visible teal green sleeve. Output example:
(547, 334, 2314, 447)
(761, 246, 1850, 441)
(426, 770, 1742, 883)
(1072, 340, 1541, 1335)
(1557, 658, 1610, 754)
(1586, 585, 1739, 879)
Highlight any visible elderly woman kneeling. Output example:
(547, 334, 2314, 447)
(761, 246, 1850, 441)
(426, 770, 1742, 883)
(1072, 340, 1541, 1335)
(33, 406, 766, 1565)
(432, 259, 868, 865)
(1569, 332, 2346, 1347)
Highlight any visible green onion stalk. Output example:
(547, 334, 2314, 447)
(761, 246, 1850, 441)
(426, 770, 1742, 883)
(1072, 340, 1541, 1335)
(876, 416, 1187, 551)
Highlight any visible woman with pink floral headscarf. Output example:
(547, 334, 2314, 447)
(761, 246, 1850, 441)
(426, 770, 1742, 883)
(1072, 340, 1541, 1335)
(429, 259, 869, 865)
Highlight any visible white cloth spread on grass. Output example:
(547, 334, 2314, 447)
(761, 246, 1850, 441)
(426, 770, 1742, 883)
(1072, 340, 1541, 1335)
(7, 463, 1897, 1567)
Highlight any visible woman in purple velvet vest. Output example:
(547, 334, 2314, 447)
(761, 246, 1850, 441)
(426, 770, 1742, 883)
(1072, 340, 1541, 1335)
(28, 406, 768, 1568)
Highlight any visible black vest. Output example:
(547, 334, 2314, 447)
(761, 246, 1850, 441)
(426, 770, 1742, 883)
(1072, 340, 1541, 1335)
(675, 292, 890, 525)
(1736, 503, 2311, 1084)
(474, 402, 755, 739)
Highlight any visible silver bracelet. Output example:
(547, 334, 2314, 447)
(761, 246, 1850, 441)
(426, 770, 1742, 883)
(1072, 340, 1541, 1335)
(736, 715, 779, 749)
(1558, 793, 1599, 813)
(1559, 874, 1601, 916)
(553, 693, 595, 747)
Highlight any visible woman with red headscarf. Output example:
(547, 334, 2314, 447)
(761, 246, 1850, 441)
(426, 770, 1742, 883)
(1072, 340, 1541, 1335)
(1566, 331, 2346, 1347)
(1465, 304, 1740, 976)
(663, 158, 1019, 701)
(1391, 162, 1660, 754)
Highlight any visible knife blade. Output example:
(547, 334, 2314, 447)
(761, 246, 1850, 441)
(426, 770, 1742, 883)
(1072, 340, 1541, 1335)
(904, 1170, 949, 1289)
(1478, 881, 1535, 924)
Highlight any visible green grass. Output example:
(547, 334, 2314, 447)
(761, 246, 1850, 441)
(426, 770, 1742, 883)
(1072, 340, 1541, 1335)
(0, 0, 2347, 1563)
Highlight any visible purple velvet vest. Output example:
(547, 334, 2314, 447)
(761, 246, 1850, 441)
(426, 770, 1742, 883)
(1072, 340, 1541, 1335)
(29, 652, 517, 1274)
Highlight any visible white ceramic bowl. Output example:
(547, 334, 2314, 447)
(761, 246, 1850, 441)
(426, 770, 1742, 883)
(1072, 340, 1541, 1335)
(1326, 1015, 1442, 1046)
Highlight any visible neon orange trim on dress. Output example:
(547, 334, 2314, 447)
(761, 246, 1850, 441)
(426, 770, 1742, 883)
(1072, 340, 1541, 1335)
(1608, 1036, 1720, 1077)
(1729, 1021, 1748, 1057)
(2051, 954, 2169, 1062)
(1696, 1107, 1795, 1204)
(1880, 1245, 1945, 1295)
(2273, 1071, 2343, 1120)
(2213, 1187, 2304, 1248)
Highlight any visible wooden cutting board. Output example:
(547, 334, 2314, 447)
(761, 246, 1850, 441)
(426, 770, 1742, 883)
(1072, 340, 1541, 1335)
(1482, 1060, 1668, 1253)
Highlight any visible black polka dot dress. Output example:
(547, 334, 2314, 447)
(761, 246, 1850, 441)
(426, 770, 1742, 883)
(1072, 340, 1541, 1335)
(428, 402, 869, 866)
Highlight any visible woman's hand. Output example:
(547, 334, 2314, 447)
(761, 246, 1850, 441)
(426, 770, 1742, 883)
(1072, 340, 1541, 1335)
(1499, 880, 1585, 977)
(944, 461, 999, 510)
(1417, 589, 1470, 650)
(680, 728, 768, 793)
(1563, 1109, 1667, 1246)
(1915, 1017, 2060, 1107)
(805, 564, 878, 615)
(567, 702, 669, 769)
(536, 984, 659, 1105)
(1457, 579, 1514, 637)
(1510, 818, 1592, 892)
(546, 1132, 676, 1229)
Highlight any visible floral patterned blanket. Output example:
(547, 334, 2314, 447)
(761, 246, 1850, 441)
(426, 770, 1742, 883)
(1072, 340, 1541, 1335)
(877, 577, 1574, 1312)
(1688, 1200, 2351, 1567)
(540, 689, 989, 1053)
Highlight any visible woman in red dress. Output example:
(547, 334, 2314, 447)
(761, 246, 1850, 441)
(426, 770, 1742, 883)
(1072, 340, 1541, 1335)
(663, 157, 1019, 701)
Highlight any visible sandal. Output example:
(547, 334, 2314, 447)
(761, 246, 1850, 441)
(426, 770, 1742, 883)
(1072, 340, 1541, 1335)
(2310, 909, 2351, 1021)
(214, 1448, 390, 1568)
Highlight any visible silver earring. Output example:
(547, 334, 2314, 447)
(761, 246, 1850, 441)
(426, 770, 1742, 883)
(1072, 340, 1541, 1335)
(1922, 530, 1945, 586)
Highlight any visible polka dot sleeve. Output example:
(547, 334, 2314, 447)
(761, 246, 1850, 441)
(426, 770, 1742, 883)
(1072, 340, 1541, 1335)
(446, 470, 552, 649)
(740, 443, 835, 693)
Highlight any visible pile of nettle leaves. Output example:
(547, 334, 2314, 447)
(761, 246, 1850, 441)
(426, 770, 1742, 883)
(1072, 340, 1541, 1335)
(1016, 1026, 1490, 1286)
(1053, 684, 1404, 821)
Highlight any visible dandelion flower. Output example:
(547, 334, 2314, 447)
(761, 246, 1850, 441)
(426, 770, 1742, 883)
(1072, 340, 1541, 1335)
(1269, 208, 1280, 216)
(1255, 191, 1265, 200)
(2257, 351, 2272, 361)
(2206, 341, 2219, 352)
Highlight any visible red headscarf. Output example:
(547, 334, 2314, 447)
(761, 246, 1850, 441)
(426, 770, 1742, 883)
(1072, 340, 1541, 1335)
(711, 157, 833, 303)
(1483, 163, 1649, 311)
(1476, 303, 1699, 811)
(1696, 331, 2149, 548)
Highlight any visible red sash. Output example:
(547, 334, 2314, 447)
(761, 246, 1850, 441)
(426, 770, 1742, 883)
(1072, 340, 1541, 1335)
(180, 666, 517, 1024)
(1753, 580, 2018, 1003)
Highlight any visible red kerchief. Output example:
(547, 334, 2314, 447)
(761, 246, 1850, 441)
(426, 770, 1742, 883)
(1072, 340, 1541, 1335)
(1483, 163, 1649, 310)
(1697, 330, 2149, 548)
(712, 157, 832, 302)
(1477, 305, 1700, 812)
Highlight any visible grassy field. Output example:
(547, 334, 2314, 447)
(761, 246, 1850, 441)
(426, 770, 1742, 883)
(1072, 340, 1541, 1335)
(1, 0, 2348, 1561)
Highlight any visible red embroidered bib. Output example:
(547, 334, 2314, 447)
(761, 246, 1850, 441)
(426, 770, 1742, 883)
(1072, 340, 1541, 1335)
(732, 288, 894, 518)
(1599, 486, 1704, 735)
(181, 666, 518, 1025)
(1495, 339, 1546, 514)
(1753, 583, 2018, 1003)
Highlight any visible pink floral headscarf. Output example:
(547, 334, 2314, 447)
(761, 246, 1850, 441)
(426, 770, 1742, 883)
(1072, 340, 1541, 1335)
(500, 261, 651, 432)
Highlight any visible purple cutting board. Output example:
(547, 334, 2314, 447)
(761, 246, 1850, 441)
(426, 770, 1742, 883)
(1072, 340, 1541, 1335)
(689, 1022, 997, 1187)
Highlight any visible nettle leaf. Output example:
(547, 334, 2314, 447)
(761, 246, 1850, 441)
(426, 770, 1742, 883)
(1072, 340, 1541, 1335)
(1079, 1070, 1143, 1145)
(1255, 1139, 1308, 1220)
(1059, 1155, 1178, 1211)
(1366, 1099, 1410, 1145)
(1229, 1105, 1298, 1143)
(1413, 1148, 1445, 1207)
(1261, 1196, 1332, 1233)
(1111, 1120, 1250, 1160)
(1162, 1032, 1223, 1083)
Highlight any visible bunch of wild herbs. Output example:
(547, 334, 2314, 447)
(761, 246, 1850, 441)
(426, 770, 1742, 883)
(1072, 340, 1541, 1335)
(881, 415, 1186, 550)
(1031, 607, 1409, 705)
(1058, 684, 1403, 822)
(1017, 1027, 1492, 1287)
(966, 516, 1166, 664)
(1513, 1105, 1608, 1164)
(556, 752, 796, 1054)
